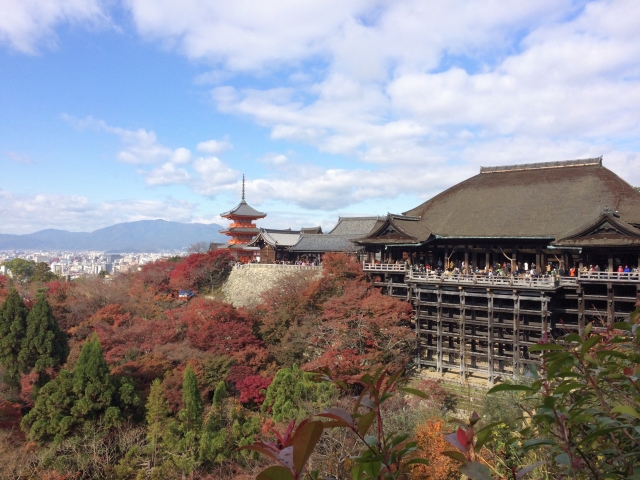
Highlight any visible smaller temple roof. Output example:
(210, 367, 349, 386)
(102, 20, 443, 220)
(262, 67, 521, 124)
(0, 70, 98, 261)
(248, 228, 303, 248)
(353, 214, 432, 245)
(301, 226, 323, 234)
(553, 210, 640, 247)
(328, 216, 383, 236)
(289, 234, 362, 253)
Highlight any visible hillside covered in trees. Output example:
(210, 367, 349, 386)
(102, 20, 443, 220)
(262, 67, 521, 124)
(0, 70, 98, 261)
(0, 252, 638, 479)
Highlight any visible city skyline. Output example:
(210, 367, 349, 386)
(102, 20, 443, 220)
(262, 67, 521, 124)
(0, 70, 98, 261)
(2, 0, 640, 235)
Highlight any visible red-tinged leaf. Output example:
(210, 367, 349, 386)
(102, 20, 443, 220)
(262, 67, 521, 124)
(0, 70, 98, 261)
(467, 426, 474, 444)
(239, 444, 280, 461)
(441, 450, 468, 463)
(292, 420, 324, 474)
(321, 420, 346, 428)
(317, 408, 354, 427)
(516, 461, 545, 479)
(357, 410, 377, 437)
(459, 461, 494, 480)
(398, 387, 429, 399)
(384, 367, 404, 393)
(278, 446, 294, 470)
(282, 420, 297, 444)
(470, 411, 480, 425)
(444, 431, 467, 453)
(257, 465, 296, 480)
(457, 427, 468, 449)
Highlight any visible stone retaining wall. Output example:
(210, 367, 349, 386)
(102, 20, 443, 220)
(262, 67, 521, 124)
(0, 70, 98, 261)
(222, 265, 322, 308)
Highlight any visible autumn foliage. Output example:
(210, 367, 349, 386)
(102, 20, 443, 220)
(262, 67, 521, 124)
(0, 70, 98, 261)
(0, 252, 422, 478)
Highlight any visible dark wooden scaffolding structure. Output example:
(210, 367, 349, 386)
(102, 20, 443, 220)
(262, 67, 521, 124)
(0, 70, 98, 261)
(355, 158, 640, 383)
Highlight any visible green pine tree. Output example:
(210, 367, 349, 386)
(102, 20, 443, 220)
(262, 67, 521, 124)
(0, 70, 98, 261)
(261, 364, 335, 422)
(175, 365, 203, 476)
(146, 378, 170, 469)
(21, 334, 139, 443)
(212, 380, 226, 409)
(19, 293, 68, 388)
(0, 289, 29, 387)
(180, 365, 203, 434)
(71, 334, 120, 424)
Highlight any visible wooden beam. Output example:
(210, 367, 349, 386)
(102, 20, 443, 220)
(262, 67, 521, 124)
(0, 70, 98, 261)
(487, 289, 494, 383)
(459, 287, 466, 380)
(436, 288, 443, 374)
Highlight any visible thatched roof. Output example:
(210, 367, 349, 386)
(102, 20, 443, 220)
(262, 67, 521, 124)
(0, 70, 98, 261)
(356, 158, 640, 246)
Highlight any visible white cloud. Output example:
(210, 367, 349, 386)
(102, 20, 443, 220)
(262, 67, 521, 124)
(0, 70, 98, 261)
(192, 156, 239, 195)
(196, 139, 233, 155)
(0, 189, 197, 234)
(7, 1, 640, 225)
(3, 151, 33, 164)
(0, 0, 108, 54)
(145, 162, 191, 186)
(259, 152, 288, 165)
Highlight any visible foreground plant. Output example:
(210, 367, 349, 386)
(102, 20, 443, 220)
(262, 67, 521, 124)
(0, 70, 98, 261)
(242, 367, 429, 479)
(486, 316, 640, 479)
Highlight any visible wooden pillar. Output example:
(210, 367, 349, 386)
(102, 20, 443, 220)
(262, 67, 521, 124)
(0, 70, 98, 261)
(487, 289, 494, 383)
(472, 251, 478, 272)
(459, 287, 466, 379)
(513, 291, 520, 376)
(536, 248, 541, 274)
(578, 287, 585, 336)
(542, 295, 549, 335)
(436, 288, 443, 374)
(415, 287, 421, 368)
(485, 251, 491, 270)
(443, 246, 448, 270)
(608, 253, 614, 272)
(607, 283, 614, 324)
(464, 249, 470, 274)
(511, 247, 517, 274)
(488, 293, 495, 385)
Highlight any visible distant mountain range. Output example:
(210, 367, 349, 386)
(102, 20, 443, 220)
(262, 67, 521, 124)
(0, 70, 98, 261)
(0, 220, 227, 252)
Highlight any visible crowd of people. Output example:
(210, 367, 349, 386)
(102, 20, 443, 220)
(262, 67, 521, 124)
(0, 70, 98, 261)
(374, 258, 639, 278)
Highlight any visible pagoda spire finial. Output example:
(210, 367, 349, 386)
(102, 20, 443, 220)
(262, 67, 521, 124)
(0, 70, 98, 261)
(242, 174, 245, 201)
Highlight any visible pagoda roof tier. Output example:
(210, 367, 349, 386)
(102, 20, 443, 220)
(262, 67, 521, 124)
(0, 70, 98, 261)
(219, 227, 261, 235)
(221, 200, 266, 219)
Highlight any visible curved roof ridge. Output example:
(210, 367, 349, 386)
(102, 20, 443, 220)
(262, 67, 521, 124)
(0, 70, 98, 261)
(480, 157, 602, 174)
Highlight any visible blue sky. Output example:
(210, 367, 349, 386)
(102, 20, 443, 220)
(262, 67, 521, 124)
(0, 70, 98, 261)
(1, 0, 639, 234)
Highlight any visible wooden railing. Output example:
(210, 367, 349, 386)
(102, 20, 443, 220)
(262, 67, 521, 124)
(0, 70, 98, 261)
(362, 262, 407, 272)
(578, 271, 640, 282)
(363, 263, 640, 284)
(234, 264, 322, 271)
(407, 271, 559, 288)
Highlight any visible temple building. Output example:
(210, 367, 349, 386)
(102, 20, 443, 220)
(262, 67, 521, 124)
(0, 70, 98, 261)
(219, 176, 266, 263)
(355, 158, 640, 383)
(247, 226, 322, 263)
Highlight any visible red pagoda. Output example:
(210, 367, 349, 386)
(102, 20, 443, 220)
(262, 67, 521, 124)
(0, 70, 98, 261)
(219, 176, 266, 263)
